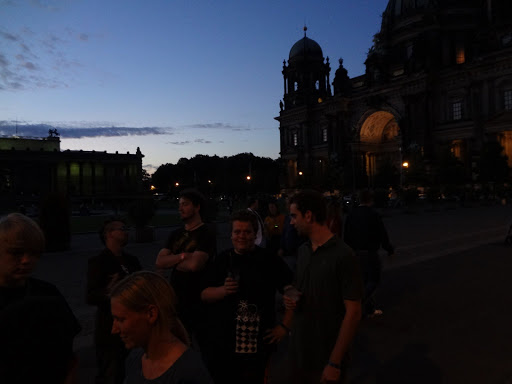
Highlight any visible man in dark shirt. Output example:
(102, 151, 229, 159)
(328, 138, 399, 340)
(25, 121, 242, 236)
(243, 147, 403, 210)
(201, 210, 293, 384)
(287, 190, 363, 384)
(87, 217, 141, 384)
(156, 188, 216, 346)
(0, 213, 81, 382)
(344, 189, 394, 317)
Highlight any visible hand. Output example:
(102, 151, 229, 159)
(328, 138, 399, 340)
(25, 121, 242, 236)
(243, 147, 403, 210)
(283, 295, 297, 310)
(320, 364, 341, 383)
(175, 253, 189, 271)
(263, 325, 287, 344)
(223, 277, 239, 296)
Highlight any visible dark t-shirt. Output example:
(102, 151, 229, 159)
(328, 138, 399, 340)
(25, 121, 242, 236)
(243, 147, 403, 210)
(165, 224, 216, 330)
(86, 248, 142, 347)
(344, 205, 394, 254)
(124, 348, 213, 384)
(289, 236, 363, 370)
(0, 277, 81, 336)
(203, 246, 293, 357)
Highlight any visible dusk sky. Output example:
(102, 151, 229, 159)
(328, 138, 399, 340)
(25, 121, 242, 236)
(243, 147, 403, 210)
(1, 0, 389, 173)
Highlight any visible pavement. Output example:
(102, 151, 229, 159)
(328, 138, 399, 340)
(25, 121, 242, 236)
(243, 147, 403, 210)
(32, 203, 512, 384)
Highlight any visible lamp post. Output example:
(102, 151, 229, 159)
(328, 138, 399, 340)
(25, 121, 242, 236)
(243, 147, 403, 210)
(401, 161, 409, 189)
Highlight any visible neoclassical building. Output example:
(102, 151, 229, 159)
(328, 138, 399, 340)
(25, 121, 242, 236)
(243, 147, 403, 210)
(0, 134, 144, 199)
(276, 0, 512, 190)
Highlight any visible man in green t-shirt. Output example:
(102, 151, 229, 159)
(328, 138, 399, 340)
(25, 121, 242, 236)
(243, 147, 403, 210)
(286, 190, 363, 384)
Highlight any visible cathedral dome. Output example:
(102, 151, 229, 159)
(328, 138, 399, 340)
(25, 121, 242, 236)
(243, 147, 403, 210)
(289, 36, 323, 62)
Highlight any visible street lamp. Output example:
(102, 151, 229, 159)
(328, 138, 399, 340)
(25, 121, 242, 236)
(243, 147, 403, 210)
(400, 161, 409, 189)
(246, 175, 251, 181)
(175, 182, 179, 187)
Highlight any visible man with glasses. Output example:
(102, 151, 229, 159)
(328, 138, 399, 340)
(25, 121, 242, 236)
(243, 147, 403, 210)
(87, 217, 141, 384)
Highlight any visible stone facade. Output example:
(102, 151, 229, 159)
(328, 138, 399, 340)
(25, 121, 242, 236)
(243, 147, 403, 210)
(0, 135, 143, 200)
(276, 0, 512, 190)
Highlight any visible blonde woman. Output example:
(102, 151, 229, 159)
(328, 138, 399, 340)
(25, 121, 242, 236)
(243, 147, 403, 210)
(110, 271, 213, 384)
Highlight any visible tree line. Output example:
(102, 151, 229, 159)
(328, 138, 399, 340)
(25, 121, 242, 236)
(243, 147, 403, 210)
(150, 153, 281, 196)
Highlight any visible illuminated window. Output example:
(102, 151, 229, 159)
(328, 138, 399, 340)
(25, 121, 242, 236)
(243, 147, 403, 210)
(322, 128, 328, 142)
(294, 82, 298, 91)
(293, 132, 298, 146)
(452, 101, 462, 120)
(451, 140, 463, 160)
(456, 44, 465, 64)
(315, 80, 320, 90)
(505, 90, 512, 111)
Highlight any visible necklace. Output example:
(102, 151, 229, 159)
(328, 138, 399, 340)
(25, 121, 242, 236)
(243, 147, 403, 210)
(185, 221, 203, 232)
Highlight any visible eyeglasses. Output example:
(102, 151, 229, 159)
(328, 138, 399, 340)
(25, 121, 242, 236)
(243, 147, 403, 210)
(111, 226, 129, 232)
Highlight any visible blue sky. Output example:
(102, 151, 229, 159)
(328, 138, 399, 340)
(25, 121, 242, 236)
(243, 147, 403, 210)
(0, 0, 389, 173)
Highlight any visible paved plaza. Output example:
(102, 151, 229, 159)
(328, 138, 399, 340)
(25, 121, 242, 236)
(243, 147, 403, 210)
(33, 203, 512, 383)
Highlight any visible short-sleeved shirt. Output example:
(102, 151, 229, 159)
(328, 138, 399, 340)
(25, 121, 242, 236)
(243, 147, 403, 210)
(86, 248, 142, 347)
(124, 348, 213, 384)
(288, 236, 363, 370)
(165, 224, 216, 330)
(0, 277, 81, 336)
(203, 246, 293, 357)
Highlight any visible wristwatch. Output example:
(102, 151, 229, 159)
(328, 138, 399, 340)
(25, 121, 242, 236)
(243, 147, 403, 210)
(327, 360, 341, 370)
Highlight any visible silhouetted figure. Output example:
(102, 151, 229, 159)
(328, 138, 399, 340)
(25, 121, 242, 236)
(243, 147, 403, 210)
(87, 217, 141, 384)
(326, 198, 343, 237)
(155, 188, 216, 348)
(0, 296, 79, 384)
(344, 189, 394, 317)
(264, 200, 285, 256)
(0, 213, 81, 383)
(285, 190, 363, 384)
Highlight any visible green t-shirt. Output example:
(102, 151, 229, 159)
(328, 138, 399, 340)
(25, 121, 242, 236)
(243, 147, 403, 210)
(289, 235, 363, 370)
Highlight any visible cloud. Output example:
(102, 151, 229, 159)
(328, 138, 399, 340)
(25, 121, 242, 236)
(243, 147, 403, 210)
(184, 122, 249, 130)
(167, 141, 191, 146)
(194, 139, 212, 144)
(0, 26, 90, 91)
(30, 0, 60, 11)
(22, 61, 37, 70)
(0, 121, 170, 138)
(166, 138, 213, 146)
(0, 31, 18, 42)
(143, 164, 159, 175)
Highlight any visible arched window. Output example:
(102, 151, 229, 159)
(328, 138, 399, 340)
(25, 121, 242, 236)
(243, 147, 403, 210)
(504, 90, 512, 111)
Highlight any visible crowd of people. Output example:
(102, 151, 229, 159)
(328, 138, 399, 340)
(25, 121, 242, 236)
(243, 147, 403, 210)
(0, 187, 394, 384)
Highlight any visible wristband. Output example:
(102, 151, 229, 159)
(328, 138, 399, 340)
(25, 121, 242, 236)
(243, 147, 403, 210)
(278, 322, 290, 333)
(327, 360, 341, 370)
